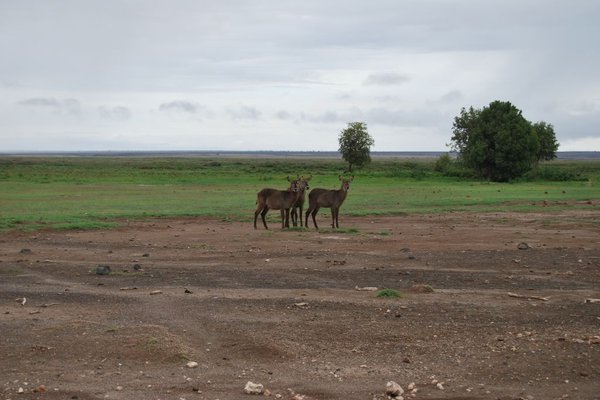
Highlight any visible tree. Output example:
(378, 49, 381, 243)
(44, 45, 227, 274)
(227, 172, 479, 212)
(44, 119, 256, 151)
(532, 121, 559, 161)
(450, 101, 542, 181)
(338, 122, 375, 172)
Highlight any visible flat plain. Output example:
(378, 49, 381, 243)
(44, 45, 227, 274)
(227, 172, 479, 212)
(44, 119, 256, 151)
(1, 157, 599, 399)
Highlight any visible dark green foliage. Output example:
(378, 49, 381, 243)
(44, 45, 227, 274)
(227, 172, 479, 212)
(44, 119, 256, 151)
(451, 101, 555, 181)
(533, 121, 559, 161)
(338, 122, 375, 172)
(524, 164, 588, 181)
(376, 288, 401, 298)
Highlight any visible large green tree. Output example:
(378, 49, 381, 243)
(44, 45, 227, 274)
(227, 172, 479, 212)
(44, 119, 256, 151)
(532, 121, 559, 161)
(338, 122, 375, 172)
(450, 100, 554, 181)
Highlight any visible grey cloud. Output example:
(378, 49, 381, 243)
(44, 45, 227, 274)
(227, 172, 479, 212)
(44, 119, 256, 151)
(226, 105, 261, 120)
(301, 111, 347, 124)
(159, 100, 202, 114)
(18, 97, 61, 107)
(99, 106, 131, 121)
(275, 110, 293, 120)
(437, 90, 463, 104)
(363, 72, 410, 86)
(17, 97, 81, 115)
(300, 106, 444, 128)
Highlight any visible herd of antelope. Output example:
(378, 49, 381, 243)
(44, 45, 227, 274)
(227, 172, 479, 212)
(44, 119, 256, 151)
(254, 175, 353, 230)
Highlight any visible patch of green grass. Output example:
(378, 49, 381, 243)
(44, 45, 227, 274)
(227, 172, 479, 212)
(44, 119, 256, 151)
(0, 265, 25, 276)
(0, 156, 599, 232)
(376, 288, 402, 298)
(317, 227, 360, 234)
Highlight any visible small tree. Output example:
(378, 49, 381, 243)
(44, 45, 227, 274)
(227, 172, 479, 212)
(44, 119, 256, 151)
(338, 122, 375, 172)
(450, 101, 542, 181)
(533, 121, 559, 161)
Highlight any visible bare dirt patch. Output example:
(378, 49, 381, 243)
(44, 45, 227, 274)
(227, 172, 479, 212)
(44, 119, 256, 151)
(1, 211, 599, 400)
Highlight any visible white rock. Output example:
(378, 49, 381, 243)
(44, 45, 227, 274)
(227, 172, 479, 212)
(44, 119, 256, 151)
(385, 381, 404, 397)
(186, 361, 199, 368)
(244, 381, 264, 395)
(407, 382, 416, 391)
(436, 382, 444, 390)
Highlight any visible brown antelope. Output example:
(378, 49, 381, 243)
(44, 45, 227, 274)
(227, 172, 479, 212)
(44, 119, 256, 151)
(290, 175, 311, 227)
(305, 176, 353, 229)
(254, 176, 303, 230)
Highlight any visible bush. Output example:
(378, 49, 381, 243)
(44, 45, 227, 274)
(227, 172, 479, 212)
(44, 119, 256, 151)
(523, 165, 588, 182)
(376, 288, 401, 298)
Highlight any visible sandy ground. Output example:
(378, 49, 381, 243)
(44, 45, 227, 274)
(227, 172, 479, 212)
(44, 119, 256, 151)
(1, 210, 599, 400)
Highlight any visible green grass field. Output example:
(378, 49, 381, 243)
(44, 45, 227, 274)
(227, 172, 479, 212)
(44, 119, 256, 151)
(0, 156, 598, 231)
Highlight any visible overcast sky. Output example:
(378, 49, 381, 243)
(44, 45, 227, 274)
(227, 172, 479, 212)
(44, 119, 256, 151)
(1, 0, 599, 152)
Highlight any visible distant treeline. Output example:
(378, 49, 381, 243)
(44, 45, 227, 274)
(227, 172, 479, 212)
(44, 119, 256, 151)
(1, 151, 599, 160)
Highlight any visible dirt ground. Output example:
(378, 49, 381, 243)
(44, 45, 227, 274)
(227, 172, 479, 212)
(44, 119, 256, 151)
(1, 210, 599, 400)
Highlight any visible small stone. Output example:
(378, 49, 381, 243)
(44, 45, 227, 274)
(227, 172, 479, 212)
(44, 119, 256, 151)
(149, 290, 163, 295)
(385, 381, 404, 397)
(95, 265, 111, 275)
(244, 381, 264, 395)
(436, 382, 444, 390)
(33, 385, 46, 393)
(20, 248, 32, 254)
(186, 361, 199, 368)
(518, 242, 530, 250)
(116, 386, 123, 391)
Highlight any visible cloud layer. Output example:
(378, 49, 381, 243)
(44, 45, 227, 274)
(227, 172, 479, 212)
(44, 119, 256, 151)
(1, 0, 598, 151)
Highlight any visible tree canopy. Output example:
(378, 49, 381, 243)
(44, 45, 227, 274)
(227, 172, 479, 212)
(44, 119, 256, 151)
(450, 100, 558, 181)
(338, 122, 375, 172)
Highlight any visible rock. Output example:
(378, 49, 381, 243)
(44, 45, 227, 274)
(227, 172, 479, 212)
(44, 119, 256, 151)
(518, 242, 530, 250)
(436, 382, 444, 390)
(385, 381, 404, 398)
(20, 248, 32, 254)
(149, 290, 163, 295)
(33, 385, 46, 393)
(133, 264, 142, 270)
(408, 284, 434, 293)
(95, 265, 111, 275)
(186, 361, 199, 368)
(355, 286, 378, 291)
(244, 381, 264, 395)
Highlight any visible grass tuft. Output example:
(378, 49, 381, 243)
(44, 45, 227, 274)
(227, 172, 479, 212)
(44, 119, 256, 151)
(376, 288, 401, 298)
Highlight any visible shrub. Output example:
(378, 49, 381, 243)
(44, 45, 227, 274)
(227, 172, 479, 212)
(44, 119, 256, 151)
(376, 288, 401, 298)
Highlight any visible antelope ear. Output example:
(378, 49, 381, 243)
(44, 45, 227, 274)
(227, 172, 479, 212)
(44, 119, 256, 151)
(339, 175, 343, 181)
(350, 176, 354, 181)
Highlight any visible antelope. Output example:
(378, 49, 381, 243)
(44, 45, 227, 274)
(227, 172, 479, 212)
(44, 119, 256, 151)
(290, 175, 311, 227)
(305, 176, 353, 229)
(254, 176, 303, 230)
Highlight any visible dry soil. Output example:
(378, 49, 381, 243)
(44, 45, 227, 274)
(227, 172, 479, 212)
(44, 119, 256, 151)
(1, 211, 599, 400)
